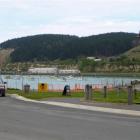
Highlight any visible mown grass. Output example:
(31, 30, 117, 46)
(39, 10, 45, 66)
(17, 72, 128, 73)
(93, 89, 140, 104)
(7, 89, 84, 100)
(7, 89, 140, 104)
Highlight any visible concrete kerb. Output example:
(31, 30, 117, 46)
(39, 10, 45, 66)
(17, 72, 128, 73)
(9, 94, 140, 117)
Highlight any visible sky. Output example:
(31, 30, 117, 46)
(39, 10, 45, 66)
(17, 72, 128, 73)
(0, 0, 140, 43)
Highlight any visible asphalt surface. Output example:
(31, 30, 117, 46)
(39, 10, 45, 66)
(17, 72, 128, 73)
(0, 96, 140, 140)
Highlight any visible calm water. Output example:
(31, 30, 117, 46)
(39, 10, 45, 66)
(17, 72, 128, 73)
(1, 75, 140, 90)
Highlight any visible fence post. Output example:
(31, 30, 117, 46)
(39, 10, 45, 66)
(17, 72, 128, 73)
(117, 85, 121, 96)
(89, 85, 92, 100)
(104, 86, 107, 98)
(85, 84, 92, 100)
(85, 84, 89, 100)
(134, 89, 137, 99)
(128, 85, 133, 105)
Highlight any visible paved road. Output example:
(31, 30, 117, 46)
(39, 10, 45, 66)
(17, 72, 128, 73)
(0, 96, 140, 140)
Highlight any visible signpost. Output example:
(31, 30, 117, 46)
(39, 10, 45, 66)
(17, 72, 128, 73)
(38, 83, 48, 92)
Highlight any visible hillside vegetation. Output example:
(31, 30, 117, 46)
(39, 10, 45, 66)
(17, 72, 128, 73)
(0, 32, 136, 62)
(0, 48, 14, 68)
(124, 45, 140, 61)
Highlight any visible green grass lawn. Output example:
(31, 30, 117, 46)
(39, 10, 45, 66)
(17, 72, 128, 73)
(7, 89, 140, 104)
(93, 89, 140, 104)
(7, 89, 84, 100)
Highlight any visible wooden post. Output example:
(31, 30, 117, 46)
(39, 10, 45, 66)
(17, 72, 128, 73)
(85, 84, 89, 100)
(104, 86, 107, 98)
(116, 85, 121, 96)
(134, 89, 137, 99)
(85, 84, 92, 100)
(89, 85, 92, 100)
(128, 86, 133, 105)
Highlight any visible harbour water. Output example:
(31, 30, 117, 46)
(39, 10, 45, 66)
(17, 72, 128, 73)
(2, 75, 140, 90)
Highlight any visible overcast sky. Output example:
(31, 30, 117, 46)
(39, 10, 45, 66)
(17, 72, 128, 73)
(0, 0, 140, 43)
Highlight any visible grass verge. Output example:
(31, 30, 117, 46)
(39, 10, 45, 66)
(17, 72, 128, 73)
(7, 89, 140, 104)
(7, 89, 84, 100)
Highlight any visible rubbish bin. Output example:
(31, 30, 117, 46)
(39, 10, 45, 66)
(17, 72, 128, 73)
(24, 85, 30, 93)
(62, 85, 70, 96)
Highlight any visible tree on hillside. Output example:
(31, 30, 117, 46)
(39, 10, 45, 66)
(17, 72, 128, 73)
(0, 33, 136, 62)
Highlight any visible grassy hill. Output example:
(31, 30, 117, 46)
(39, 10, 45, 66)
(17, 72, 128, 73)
(124, 45, 140, 60)
(0, 48, 14, 68)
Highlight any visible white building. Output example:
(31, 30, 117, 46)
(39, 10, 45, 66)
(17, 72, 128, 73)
(28, 67, 80, 75)
(94, 58, 102, 62)
(87, 57, 95, 60)
(59, 69, 80, 75)
(87, 57, 101, 62)
(28, 67, 58, 74)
